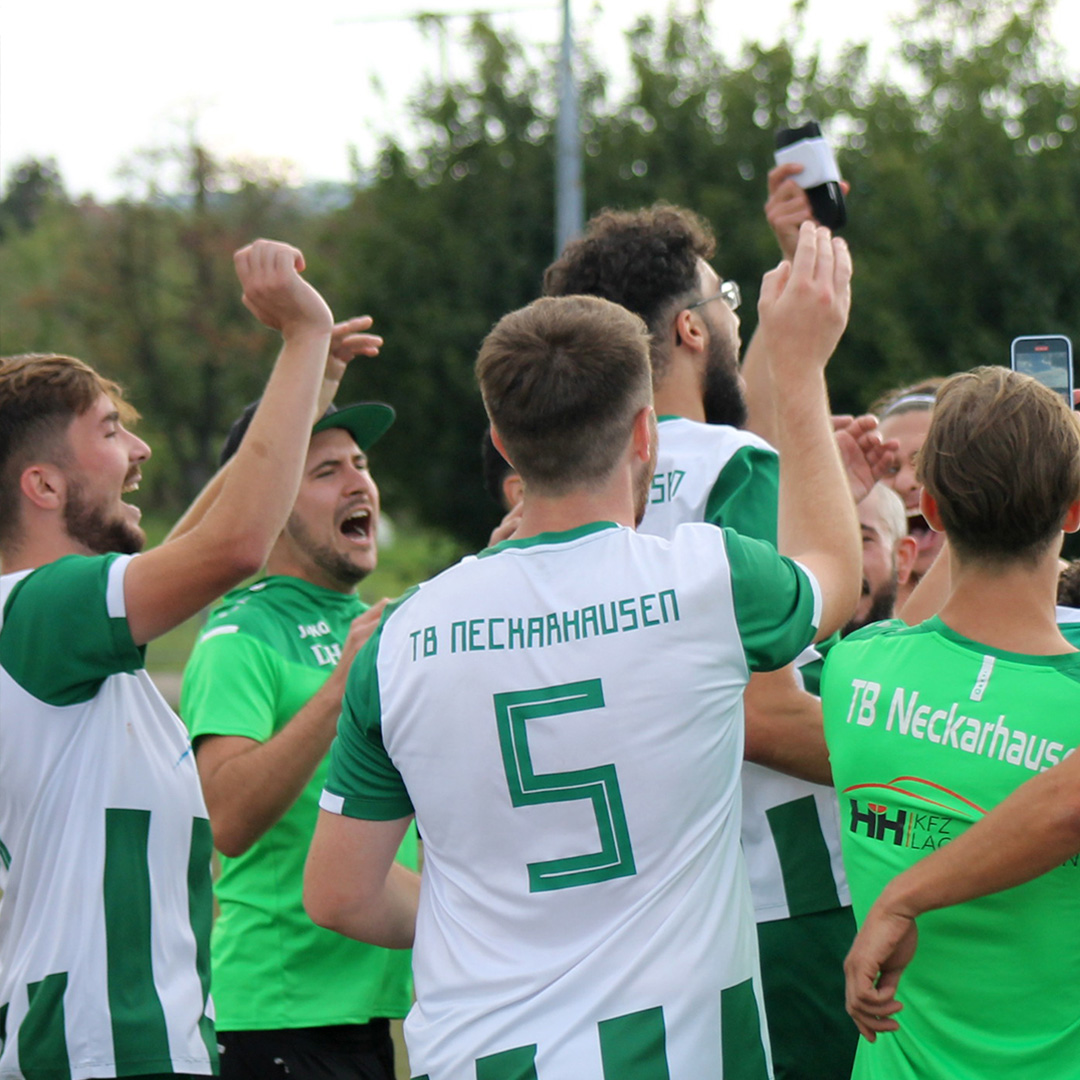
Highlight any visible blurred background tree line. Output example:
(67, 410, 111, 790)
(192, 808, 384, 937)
(2, 0, 1077, 555)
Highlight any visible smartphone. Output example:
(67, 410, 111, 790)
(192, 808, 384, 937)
(1010, 335, 1074, 406)
(775, 121, 846, 231)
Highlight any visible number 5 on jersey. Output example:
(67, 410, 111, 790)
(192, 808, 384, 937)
(495, 679, 637, 892)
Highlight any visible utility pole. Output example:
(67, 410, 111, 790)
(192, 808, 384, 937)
(555, 0, 584, 254)
(341, 3, 584, 253)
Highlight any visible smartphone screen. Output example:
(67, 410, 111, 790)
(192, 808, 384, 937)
(1011, 335, 1074, 405)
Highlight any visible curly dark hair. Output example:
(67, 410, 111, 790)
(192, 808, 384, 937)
(543, 204, 716, 382)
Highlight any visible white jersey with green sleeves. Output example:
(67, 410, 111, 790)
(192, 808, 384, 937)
(321, 521, 821, 1079)
(821, 617, 1080, 1080)
(180, 576, 417, 1033)
(638, 416, 850, 923)
(642, 416, 779, 543)
(0, 555, 216, 1080)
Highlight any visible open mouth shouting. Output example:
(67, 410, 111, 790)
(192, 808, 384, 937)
(340, 505, 375, 545)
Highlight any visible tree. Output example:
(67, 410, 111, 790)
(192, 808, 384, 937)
(0, 157, 66, 237)
(3, 1, 1076, 545)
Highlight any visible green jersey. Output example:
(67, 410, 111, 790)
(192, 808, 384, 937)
(1, 555, 216, 1079)
(822, 617, 1080, 1080)
(180, 576, 417, 1032)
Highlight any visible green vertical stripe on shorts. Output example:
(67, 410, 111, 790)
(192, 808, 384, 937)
(0, 1000, 7, 1054)
(766, 795, 841, 916)
(104, 808, 171, 1066)
(475, 1043, 539, 1080)
(19, 972, 70, 1080)
(0, 834, 10, 870)
(599, 1006, 671, 1079)
(721, 978, 770, 1080)
(187, 817, 218, 1069)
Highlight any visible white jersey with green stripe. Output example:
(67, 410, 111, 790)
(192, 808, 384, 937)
(638, 416, 850, 923)
(321, 521, 822, 1079)
(1057, 605, 1080, 643)
(0, 555, 216, 1080)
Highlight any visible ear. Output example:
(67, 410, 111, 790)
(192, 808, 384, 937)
(501, 473, 524, 509)
(489, 425, 513, 469)
(919, 488, 944, 533)
(1063, 498, 1080, 535)
(895, 535, 918, 586)
(672, 307, 706, 355)
(631, 406, 655, 464)
(20, 463, 66, 512)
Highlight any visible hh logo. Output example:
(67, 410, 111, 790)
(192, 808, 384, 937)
(849, 800, 907, 845)
(843, 778, 984, 850)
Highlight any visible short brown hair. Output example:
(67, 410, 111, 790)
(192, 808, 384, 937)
(475, 296, 652, 494)
(0, 354, 137, 552)
(916, 367, 1080, 563)
(543, 204, 716, 385)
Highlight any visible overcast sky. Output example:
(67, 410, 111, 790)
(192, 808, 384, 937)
(2, 0, 1077, 200)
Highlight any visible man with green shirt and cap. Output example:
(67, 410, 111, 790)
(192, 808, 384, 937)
(180, 390, 418, 1080)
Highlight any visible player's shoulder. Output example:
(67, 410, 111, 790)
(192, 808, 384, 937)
(198, 575, 362, 648)
(823, 618, 923, 668)
(2, 553, 124, 624)
(659, 415, 777, 458)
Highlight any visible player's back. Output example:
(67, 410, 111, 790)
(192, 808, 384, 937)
(327, 520, 821, 1077)
(822, 617, 1080, 1080)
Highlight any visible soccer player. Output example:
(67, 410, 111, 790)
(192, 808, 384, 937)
(821, 366, 1080, 1079)
(304, 221, 861, 1077)
(0, 240, 334, 1080)
(543, 201, 890, 1079)
(178, 392, 417, 1079)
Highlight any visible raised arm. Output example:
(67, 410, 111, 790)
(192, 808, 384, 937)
(125, 240, 332, 644)
(757, 221, 861, 639)
(166, 316, 382, 545)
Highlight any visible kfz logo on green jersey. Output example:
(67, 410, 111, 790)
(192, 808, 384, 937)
(844, 777, 985, 850)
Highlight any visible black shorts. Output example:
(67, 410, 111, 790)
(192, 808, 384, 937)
(218, 1021, 395, 1080)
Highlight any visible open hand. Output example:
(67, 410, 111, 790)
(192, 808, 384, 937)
(834, 414, 899, 503)
(758, 221, 853, 378)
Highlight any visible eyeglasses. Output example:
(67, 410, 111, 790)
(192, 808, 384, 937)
(687, 279, 741, 314)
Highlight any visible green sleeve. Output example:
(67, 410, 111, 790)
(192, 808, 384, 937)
(324, 603, 414, 822)
(798, 655, 825, 697)
(724, 527, 821, 672)
(704, 444, 779, 545)
(180, 630, 285, 743)
(0, 554, 143, 705)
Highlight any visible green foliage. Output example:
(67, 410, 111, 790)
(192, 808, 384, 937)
(2, 0, 1078, 546)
